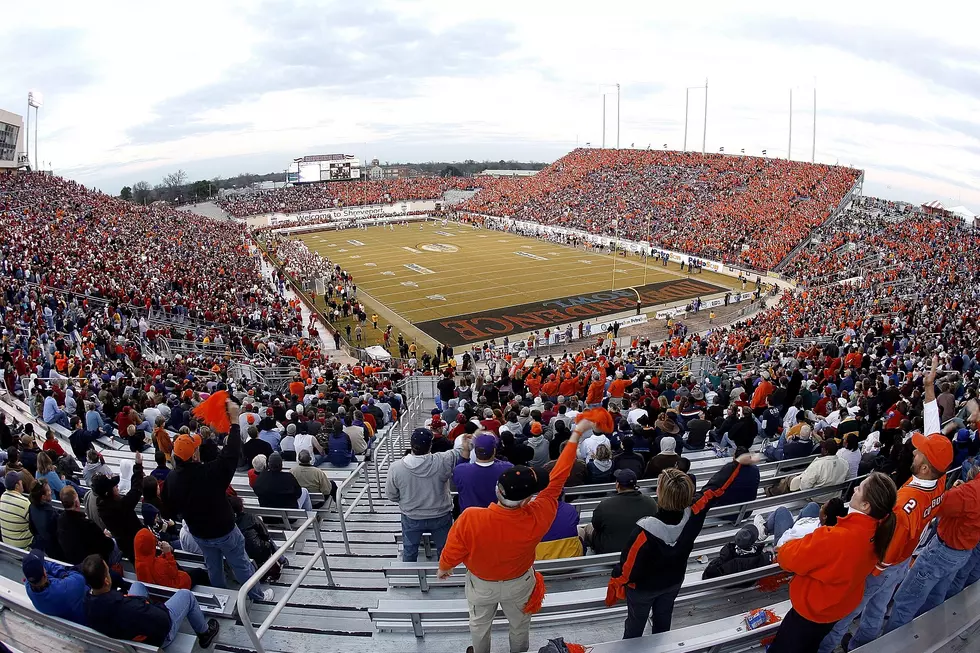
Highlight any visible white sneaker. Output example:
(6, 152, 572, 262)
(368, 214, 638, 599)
(753, 513, 768, 538)
(259, 588, 275, 602)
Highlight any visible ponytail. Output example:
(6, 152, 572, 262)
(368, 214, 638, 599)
(873, 512, 896, 562)
(863, 471, 899, 562)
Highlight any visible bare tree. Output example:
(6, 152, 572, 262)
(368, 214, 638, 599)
(163, 169, 188, 189)
(132, 181, 153, 204)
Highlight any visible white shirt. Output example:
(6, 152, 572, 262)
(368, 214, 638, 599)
(627, 408, 647, 426)
(837, 447, 862, 480)
(577, 431, 607, 460)
(294, 433, 317, 456)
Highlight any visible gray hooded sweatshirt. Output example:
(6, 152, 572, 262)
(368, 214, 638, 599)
(386, 449, 459, 519)
(527, 436, 551, 468)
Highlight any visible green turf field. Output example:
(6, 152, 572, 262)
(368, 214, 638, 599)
(295, 221, 746, 349)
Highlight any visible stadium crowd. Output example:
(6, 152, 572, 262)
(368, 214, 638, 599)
(5, 162, 980, 653)
(460, 148, 860, 270)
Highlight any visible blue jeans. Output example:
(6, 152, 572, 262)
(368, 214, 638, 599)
(818, 559, 909, 652)
(947, 541, 980, 599)
(192, 526, 265, 601)
(767, 502, 819, 544)
(400, 513, 452, 562)
(128, 582, 207, 646)
(884, 537, 974, 634)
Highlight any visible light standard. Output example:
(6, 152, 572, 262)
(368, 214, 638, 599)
(610, 219, 619, 291)
(683, 80, 708, 153)
(599, 83, 620, 149)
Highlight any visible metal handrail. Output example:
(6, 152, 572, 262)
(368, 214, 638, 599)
(334, 459, 375, 554)
(236, 512, 334, 653)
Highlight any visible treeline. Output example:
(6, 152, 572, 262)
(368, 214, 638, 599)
(117, 160, 548, 204)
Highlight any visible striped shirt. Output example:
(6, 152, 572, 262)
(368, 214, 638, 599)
(0, 490, 31, 549)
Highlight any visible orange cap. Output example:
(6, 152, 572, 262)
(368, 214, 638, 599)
(173, 433, 202, 462)
(911, 432, 953, 472)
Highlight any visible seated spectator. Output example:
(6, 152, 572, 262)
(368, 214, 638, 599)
(767, 440, 850, 497)
(254, 453, 313, 510)
(755, 498, 848, 548)
(536, 492, 582, 559)
(837, 434, 862, 480)
(133, 528, 209, 590)
(644, 436, 681, 479)
(279, 424, 297, 461)
(0, 471, 32, 549)
(229, 496, 285, 582)
(22, 550, 87, 625)
(82, 450, 112, 485)
(41, 429, 66, 461)
(453, 434, 512, 511)
(294, 425, 327, 466)
(343, 414, 368, 455)
(94, 453, 144, 563)
(3, 447, 34, 492)
(702, 524, 773, 580)
(612, 438, 645, 476)
(57, 486, 119, 566)
(258, 421, 282, 452)
(140, 477, 179, 549)
(578, 424, 611, 460)
(675, 457, 696, 486)
(28, 479, 62, 558)
(290, 449, 338, 507)
(126, 424, 150, 453)
(81, 554, 220, 649)
(20, 435, 39, 476)
(150, 450, 171, 483)
(243, 426, 274, 468)
(69, 417, 102, 461)
(587, 444, 615, 484)
(684, 411, 711, 451)
(41, 389, 70, 429)
(584, 469, 658, 554)
(544, 441, 587, 486)
(764, 424, 815, 462)
(326, 422, 357, 467)
(34, 452, 68, 496)
(249, 454, 266, 487)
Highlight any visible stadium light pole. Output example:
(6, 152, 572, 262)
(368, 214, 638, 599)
(702, 78, 707, 155)
(683, 83, 707, 152)
(788, 88, 793, 160)
(812, 85, 817, 163)
(610, 220, 619, 291)
(616, 83, 621, 149)
(602, 93, 606, 148)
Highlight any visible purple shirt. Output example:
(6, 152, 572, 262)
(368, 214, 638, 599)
(452, 459, 513, 511)
(542, 501, 580, 542)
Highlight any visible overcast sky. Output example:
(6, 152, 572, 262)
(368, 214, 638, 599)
(2, 0, 978, 207)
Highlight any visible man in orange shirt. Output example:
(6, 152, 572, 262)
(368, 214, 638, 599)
(437, 414, 593, 653)
(606, 370, 635, 410)
(586, 372, 605, 408)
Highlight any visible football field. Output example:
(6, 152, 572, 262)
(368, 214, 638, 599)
(295, 221, 744, 348)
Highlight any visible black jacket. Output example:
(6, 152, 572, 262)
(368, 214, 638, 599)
(163, 424, 241, 540)
(591, 490, 659, 554)
(57, 509, 116, 565)
(727, 417, 758, 450)
(96, 463, 144, 561)
(702, 542, 772, 580)
(253, 470, 302, 509)
(243, 437, 274, 468)
(29, 502, 63, 559)
(612, 452, 645, 477)
(69, 428, 101, 460)
(609, 463, 746, 594)
(685, 419, 711, 449)
(85, 589, 170, 646)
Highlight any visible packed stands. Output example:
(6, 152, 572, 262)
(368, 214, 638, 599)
(3, 164, 980, 653)
(460, 148, 860, 270)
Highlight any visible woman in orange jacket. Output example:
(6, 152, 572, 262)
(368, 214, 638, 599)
(767, 472, 897, 653)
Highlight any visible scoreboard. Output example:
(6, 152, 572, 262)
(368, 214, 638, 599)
(288, 155, 362, 184)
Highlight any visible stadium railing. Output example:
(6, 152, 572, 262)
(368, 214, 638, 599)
(236, 511, 336, 653)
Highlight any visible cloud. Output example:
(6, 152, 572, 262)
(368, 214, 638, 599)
(0, 27, 96, 96)
(127, 1, 519, 144)
(741, 17, 980, 99)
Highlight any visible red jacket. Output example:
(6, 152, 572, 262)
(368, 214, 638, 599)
(936, 477, 980, 551)
(134, 528, 192, 590)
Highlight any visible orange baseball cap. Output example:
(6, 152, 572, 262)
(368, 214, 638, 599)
(173, 433, 203, 462)
(911, 432, 953, 472)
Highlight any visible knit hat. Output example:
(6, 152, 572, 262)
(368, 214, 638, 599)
(267, 452, 283, 472)
(735, 524, 759, 550)
(173, 433, 203, 462)
(957, 428, 972, 443)
(530, 422, 542, 436)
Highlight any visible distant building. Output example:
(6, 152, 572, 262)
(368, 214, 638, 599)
(0, 109, 28, 170)
(477, 169, 538, 178)
(383, 165, 419, 180)
(368, 165, 384, 181)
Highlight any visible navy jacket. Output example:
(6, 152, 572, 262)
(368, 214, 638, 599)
(85, 589, 170, 646)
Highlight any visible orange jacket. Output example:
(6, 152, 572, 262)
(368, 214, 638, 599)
(750, 380, 774, 409)
(439, 434, 578, 581)
(608, 379, 631, 399)
(134, 528, 192, 590)
(777, 512, 879, 623)
(877, 476, 945, 573)
(288, 381, 306, 399)
(586, 380, 605, 405)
